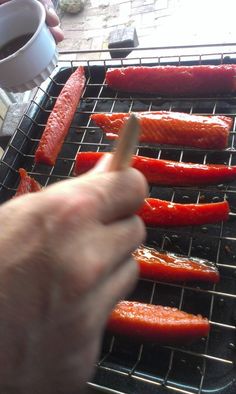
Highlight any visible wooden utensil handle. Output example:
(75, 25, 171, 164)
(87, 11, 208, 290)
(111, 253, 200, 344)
(108, 113, 140, 171)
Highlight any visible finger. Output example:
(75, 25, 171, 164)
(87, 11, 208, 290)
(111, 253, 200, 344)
(45, 6, 60, 27)
(52, 214, 145, 299)
(45, 167, 148, 224)
(0, 1, 10, 4)
(31, 259, 138, 393)
(49, 26, 64, 43)
(91, 153, 113, 173)
(40, 0, 57, 26)
(53, 257, 139, 334)
(88, 168, 148, 223)
(102, 215, 146, 273)
(91, 257, 139, 326)
(78, 168, 148, 223)
(41, 0, 60, 27)
(40, 0, 64, 42)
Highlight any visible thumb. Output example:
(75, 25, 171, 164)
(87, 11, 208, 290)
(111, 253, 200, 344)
(91, 153, 113, 174)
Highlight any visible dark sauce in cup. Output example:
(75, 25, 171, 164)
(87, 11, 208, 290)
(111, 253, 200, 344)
(0, 33, 34, 60)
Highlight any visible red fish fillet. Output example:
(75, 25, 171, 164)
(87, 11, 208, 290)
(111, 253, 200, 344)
(74, 151, 236, 186)
(106, 65, 236, 96)
(137, 198, 229, 227)
(91, 111, 232, 149)
(15, 168, 42, 197)
(133, 245, 220, 283)
(107, 301, 210, 344)
(35, 66, 86, 166)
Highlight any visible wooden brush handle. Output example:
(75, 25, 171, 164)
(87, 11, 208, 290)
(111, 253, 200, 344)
(108, 113, 140, 171)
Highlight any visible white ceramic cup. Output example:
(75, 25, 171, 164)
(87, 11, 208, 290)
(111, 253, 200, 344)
(0, 0, 58, 92)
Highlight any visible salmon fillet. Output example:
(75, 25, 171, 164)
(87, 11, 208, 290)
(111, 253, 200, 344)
(137, 198, 229, 227)
(107, 301, 210, 344)
(106, 65, 236, 96)
(133, 245, 220, 283)
(35, 67, 86, 166)
(91, 111, 232, 149)
(15, 168, 42, 197)
(74, 151, 236, 186)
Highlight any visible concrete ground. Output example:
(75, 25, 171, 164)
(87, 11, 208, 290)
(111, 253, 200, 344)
(58, 0, 236, 59)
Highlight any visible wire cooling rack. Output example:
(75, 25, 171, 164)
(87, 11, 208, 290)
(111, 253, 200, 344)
(1, 44, 236, 394)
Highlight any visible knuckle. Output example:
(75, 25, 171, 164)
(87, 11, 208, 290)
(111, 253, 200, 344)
(44, 191, 97, 228)
(114, 215, 146, 253)
(131, 215, 147, 245)
(110, 259, 139, 303)
(92, 184, 107, 210)
(125, 168, 149, 200)
(79, 249, 107, 287)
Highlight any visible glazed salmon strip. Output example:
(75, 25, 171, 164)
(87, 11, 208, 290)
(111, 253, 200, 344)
(133, 245, 220, 283)
(107, 301, 210, 344)
(91, 111, 232, 150)
(74, 151, 236, 186)
(15, 168, 42, 197)
(35, 67, 86, 166)
(106, 65, 236, 96)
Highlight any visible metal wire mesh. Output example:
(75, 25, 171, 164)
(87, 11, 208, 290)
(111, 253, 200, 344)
(1, 45, 236, 394)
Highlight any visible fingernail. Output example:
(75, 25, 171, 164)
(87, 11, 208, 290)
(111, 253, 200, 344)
(46, 5, 59, 23)
(47, 6, 58, 17)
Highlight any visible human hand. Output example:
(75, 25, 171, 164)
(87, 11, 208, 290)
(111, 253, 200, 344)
(0, 0, 64, 43)
(0, 156, 147, 393)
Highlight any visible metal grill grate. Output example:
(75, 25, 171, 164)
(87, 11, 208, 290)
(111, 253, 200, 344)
(1, 45, 236, 394)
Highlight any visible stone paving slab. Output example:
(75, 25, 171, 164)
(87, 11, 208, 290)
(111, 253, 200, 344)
(58, 0, 236, 61)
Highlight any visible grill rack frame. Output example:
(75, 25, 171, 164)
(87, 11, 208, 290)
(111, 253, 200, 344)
(1, 44, 236, 394)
